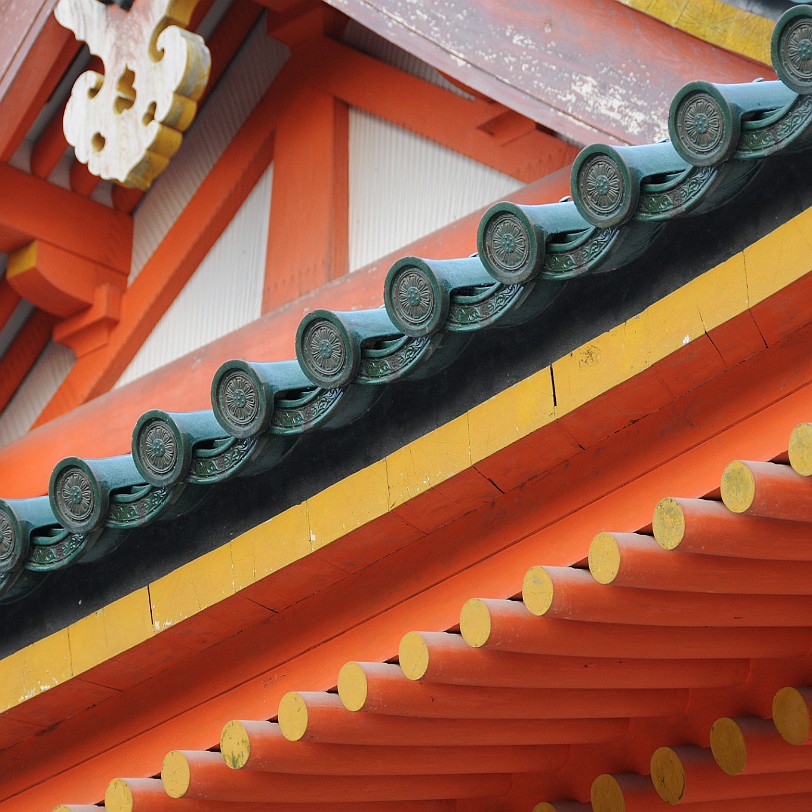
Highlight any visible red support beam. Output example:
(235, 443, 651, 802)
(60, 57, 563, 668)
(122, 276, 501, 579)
(0, 310, 57, 414)
(263, 87, 349, 311)
(0, 163, 132, 273)
(0, 1, 78, 162)
(310, 37, 578, 183)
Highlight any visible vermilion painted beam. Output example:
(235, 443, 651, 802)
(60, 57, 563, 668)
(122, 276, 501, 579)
(277, 692, 626, 745)
(0, 1, 78, 162)
(220, 720, 565, 774)
(461, 599, 809, 660)
(263, 87, 349, 311)
(0, 310, 56, 414)
(521, 565, 812, 626)
(590, 530, 812, 593)
(30, 100, 69, 180)
(315, 0, 771, 146)
(163, 750, 511, 803)
(398, 631, 749, 689)
(0, 278, 22, 333)
(0, 163, 131, 273)
(68, 160, 99, 198)
(105, 776, 454, 812)
(310, 36, 578, 183)
(336, 661, 689, 719)
(6, 239, 127, 322)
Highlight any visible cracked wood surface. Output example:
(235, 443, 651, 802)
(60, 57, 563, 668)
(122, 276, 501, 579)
(319, 0, 772, 145)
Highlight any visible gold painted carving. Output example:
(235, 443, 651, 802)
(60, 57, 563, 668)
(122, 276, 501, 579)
(55, 0, 211, 190)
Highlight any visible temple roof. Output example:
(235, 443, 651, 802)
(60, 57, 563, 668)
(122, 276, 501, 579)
(52, 419, 812, 810)
(2, 4, 812, 617)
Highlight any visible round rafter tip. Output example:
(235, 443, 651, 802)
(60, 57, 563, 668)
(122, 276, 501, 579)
(710, 716, 748, 775)
(788, 422, 812, 477)
(220, 719, 251, 770)
(720, 460, 756, 514)
(650, 746, 687, 804)
(337, 661, 368, 712)
(588, 531, 622, 585)
(590, 774, 626, 812)
(459, 597, 492, 648)
(277, 691, 309, 741)
(522, 565, 555, 616)
(399, 630, 430, 681)
(652, 497, 687, 550)
(161, 750, 193, 799)
(103, 777, 135, 812)
(773, 686, 812, 745)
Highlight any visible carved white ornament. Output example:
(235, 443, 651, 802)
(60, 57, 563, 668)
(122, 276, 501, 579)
(55, 0, 211, 190)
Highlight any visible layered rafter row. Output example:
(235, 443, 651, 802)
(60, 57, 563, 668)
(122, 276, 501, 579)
(53, 418, 812, 809)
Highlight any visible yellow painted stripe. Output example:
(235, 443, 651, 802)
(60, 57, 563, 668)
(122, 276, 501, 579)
(0, 204, 810, 714)
(616, 0, 773, 66)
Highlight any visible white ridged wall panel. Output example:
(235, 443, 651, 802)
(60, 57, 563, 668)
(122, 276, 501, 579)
(116, 163, 273, 386)
(0, 342, 75, 449)
(349, 110, 523, 272)
(131, 18, 288, 279)
(341, 20, 471, 99)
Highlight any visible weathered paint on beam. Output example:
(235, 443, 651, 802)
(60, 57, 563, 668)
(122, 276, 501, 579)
(617, 0, 773, 66)
(314, 0, 772, 145)
(0, 0, 78, 161)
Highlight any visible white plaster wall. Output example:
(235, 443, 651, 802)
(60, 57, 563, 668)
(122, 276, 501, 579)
(116, 163, 273, 386)
(348, 109, 523, 271)
(130, 18, 288, 280)
(0, 342, 75, 449)
(341, 20, 471, 99)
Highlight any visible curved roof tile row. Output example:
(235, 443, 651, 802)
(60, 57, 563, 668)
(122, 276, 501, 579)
(2, 7, 812, 605)
(56, 419, 812, 810)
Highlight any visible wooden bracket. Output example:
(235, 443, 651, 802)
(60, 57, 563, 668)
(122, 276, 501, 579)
(266, 0, 346, 48)
(263, 87, 348, 311)
(7, 240, 127, 357)
(52, 283, 123, 357)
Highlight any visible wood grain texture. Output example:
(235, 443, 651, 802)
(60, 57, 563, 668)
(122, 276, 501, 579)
(317, 0, 772, 145)
(617, 0, 773, 65)
(56, 0, 211, 189)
